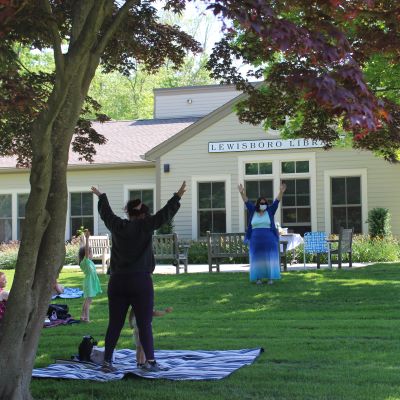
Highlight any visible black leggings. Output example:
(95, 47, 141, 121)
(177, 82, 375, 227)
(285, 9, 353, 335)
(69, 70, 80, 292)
(104, 272, 154, 362)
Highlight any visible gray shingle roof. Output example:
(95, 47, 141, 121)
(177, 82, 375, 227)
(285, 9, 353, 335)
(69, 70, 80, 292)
(0, 117, 199, 169)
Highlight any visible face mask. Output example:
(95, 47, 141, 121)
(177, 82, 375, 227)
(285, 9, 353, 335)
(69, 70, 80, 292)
(259, 204, 267, 211)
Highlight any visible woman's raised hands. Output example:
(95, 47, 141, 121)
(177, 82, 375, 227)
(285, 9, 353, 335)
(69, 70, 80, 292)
(176, 181, 187, 198)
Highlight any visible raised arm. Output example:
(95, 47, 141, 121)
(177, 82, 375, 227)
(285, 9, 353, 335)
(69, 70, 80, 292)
(238, 183, 248, 203)
(276, 182, 287, 202)
(142, 181, 186, 232)
(92, 186, 125, 232)
(84, 229, 90, 258)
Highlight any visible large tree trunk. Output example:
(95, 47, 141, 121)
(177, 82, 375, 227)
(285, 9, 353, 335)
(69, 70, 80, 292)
(0, 73, 97, 400)
(0, 86, 93, 400)
(0, 2, 134, 397)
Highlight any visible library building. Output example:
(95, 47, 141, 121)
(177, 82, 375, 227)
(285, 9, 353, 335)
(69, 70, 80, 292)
(0, 84, 399, 243)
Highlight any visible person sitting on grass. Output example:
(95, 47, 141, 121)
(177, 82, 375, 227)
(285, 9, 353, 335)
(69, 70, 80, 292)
(0, 271, 9, 321)
(79, 229, 102, 322)
(129, 306, 173, 367)
(52, 279, 64, 297)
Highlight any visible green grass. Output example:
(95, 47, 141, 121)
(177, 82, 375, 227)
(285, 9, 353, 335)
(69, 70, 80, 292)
(6, 264, 400, 399)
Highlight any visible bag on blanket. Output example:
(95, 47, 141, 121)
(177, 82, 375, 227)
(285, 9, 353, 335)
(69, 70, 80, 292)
(47, 304, 70, 320)
(79, 336, 98, 362)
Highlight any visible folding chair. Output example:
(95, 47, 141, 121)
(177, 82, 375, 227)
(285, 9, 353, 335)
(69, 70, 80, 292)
(303, 231, 328, 269)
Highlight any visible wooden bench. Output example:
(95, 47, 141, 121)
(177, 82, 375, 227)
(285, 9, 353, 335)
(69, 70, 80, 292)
(206, 231, 288, 272)
(152, 233, 190, 274)
(88, 235, 111, 274)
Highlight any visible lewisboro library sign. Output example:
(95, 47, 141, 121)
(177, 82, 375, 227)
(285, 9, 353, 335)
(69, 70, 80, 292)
(208, 138, 325, 153)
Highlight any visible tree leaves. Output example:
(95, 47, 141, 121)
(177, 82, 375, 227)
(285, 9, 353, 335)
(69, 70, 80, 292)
(206, 0, 400, 161)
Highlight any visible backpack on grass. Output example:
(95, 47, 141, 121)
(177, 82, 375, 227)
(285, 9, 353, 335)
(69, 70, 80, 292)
(78, 335, 98, 362)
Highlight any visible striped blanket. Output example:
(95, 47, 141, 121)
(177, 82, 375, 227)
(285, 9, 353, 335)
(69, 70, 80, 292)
(32, 348, 263, 381)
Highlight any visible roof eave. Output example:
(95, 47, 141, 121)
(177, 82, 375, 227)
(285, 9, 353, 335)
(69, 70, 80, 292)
(0, 160, 155, 173)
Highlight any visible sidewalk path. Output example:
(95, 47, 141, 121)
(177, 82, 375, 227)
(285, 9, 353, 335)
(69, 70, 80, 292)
(63, 262, 370, 275)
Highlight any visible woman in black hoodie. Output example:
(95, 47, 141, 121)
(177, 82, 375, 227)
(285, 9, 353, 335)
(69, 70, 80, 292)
(92, 181, 186, 372)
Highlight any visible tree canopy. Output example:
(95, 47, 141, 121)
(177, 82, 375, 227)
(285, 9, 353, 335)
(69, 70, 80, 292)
(205, 0, 400, 161)
(0, 0, 201, 166)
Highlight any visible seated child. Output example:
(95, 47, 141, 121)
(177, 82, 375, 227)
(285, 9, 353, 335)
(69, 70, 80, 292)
(52, 279, 64, 297)
(0, 271, 9, 321)
(79, 229, 102, 322)
(129, 306, 173, 367)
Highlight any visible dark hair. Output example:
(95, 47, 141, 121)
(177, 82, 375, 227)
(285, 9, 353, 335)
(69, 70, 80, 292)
(255, 197, 269, 212)
(78, 247, 86, 264)
(125, 199, 150, 218)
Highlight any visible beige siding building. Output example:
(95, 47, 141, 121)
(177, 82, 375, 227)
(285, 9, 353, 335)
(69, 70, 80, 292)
(0, 84, 399, 242)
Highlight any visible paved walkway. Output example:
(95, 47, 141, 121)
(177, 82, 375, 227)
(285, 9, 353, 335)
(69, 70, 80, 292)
(63, 262, 370, 274)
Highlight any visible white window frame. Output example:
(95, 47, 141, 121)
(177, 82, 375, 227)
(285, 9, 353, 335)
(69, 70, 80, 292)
(67, 187, 98, 239)
(0, 190, 15, 242)
(16, 192, 30, 240)
(324, 169, 368, 235)
(191, 175, 232, 239)
(238, 153, 317, 232)
(124, 184, 156, 214)
(0, 189, 30, 241)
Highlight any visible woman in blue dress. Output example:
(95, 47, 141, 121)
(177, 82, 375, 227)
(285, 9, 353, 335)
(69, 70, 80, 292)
(238, 182, 286, 285)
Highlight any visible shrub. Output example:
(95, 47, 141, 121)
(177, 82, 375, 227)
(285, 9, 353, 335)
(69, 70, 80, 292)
(157, 219, 174, 234)
(64, 236, 81, 265)
(187, 240, 208, 264)
(296, 234, 400, 264)
(367, 207, 391, 238)
(0, 241, 20, 269)
(351, 235, 400, 262)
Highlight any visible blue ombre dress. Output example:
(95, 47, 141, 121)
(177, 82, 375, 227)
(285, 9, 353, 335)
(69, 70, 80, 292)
(247, 208, 281, 282)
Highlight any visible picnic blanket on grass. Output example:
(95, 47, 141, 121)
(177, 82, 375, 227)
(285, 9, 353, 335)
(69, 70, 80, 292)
(32, 348, 263, 381)
(51, 287, 84, 300)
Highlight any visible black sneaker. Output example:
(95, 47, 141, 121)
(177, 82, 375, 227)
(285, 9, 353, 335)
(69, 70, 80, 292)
(141, 360, 168, 372)
(101, 361, 117, 373)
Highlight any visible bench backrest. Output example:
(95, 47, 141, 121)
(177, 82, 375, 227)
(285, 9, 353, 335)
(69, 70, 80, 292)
(206, 231, 248, 257)
(153, 233, 179, 259)
(88, 235, 110, 257)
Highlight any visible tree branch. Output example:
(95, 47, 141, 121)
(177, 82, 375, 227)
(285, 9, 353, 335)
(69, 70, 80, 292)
(94, 0, 138, 57)
(38, 0, 64, 74)
(70, 0, 96, 46)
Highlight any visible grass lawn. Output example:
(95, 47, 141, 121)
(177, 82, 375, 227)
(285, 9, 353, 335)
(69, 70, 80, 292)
(5, 263, 400, 399)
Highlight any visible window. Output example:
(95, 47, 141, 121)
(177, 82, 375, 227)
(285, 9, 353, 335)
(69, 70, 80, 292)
(0, 194, 12, 243)
(17, 193, 29, 240)
(281, 179, 311, 235)
(245, 180, 273, 204)
(281, 160, 309, 174)
(70, 192, 93, 238)
(129, 189, 154, 214)
(244, 180, 273, 225)
(331, 177, 362, 234)
(198, 182, 226, 237)
(245, 162, 272, 175)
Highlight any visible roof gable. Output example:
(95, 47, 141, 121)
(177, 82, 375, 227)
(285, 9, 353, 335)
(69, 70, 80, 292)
(144, 91, 247, 160)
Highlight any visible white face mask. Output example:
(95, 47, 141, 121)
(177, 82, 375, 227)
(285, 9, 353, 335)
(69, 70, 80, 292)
(259, 204, 267, 211)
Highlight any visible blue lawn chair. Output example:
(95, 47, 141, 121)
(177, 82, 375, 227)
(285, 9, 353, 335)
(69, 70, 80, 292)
(303, 232, 328, 269)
